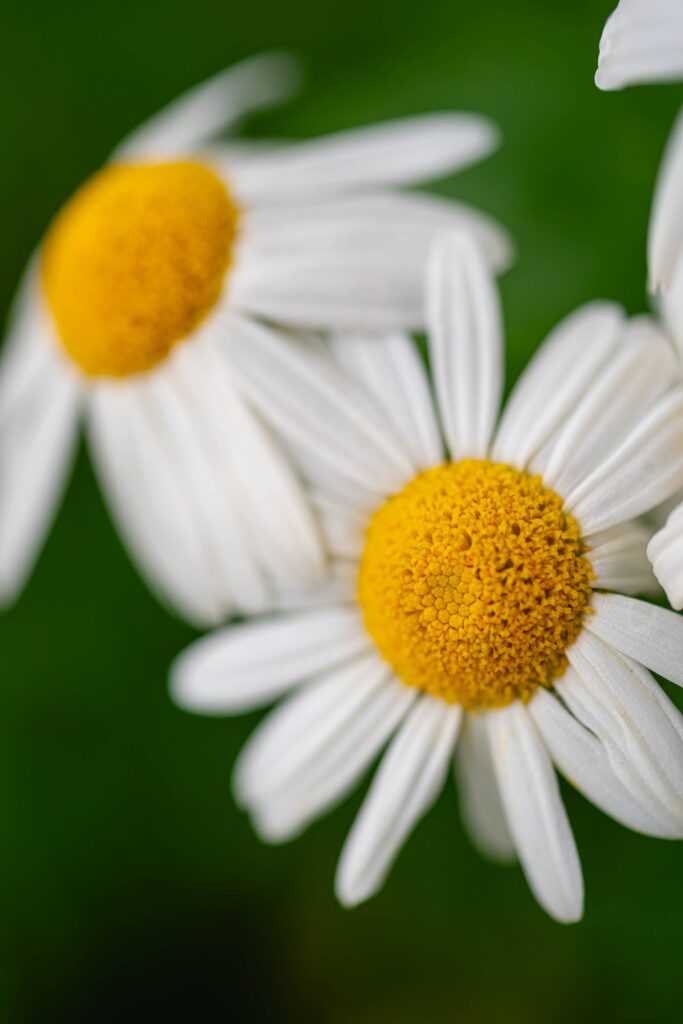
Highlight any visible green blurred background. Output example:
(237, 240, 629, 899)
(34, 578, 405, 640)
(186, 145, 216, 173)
(1, 0, 682, 1020)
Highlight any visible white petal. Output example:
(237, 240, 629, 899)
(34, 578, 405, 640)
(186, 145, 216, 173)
(660, 261, 683, 360)
(221, 313, 413, 503)
(588, 521, 659, 595)
(330, 332, 444, 471)
(564, 630, 683, 832)
(0, 263, 54, 414)
(648, 500, 683, 609)
(587, 592, 683, 688)
(271, 560, 357, 611)
(250, 676, 417, 843)
(229, 193, 512, 333)
(310, 491, 366, 561)
(335, 695, 461, 908)
(235, 191, 512, 273)
(426, 232, 503, 460)
(0, 289, 80, 606)
(456, 713, 515, 862)
(113, 52, 302, 159)
(491, 302, 625, 468)
(535, 316, 677, 495)
(87, 379, 229, 626)
(91, 332, 325, 624)
(596, 0, 683, 91)
(126, 358, 273, 612)
(649, 105, 683, 293)
(530, 687, 680, 838)
(488, 703, 583, 924)
(170, 336, 325, 592)
(296, 456, 380, 518)
(203, 139, 289, 172)
(227, 113, 501, 202)
(565, 388, 683, 533)
(171, 604, 369, 714)
(233, 649, 389, 806)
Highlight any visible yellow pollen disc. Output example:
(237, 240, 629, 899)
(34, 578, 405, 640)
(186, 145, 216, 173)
(358, 460, 594, 711)
(41, 160, 238, 377)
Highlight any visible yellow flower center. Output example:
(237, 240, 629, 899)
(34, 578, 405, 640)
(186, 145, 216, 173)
(41, 160, 238, 377)
(358, 460, 594, 711)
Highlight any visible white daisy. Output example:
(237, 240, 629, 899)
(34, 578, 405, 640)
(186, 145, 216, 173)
(172, 232, 683, 924)
(633, 99, 683, 606)
(593, 6, 683, 617)
(596, 0, 683, 91)
(0, 53, 511, 626)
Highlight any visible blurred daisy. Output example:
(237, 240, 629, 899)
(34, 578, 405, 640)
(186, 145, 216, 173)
(596, 0, 683, 90)
(172, 233, 683, 923)
(0, 53, 511, 625)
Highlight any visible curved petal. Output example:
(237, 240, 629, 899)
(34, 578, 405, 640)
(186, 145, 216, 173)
(87, 378, 230, 627)
(229, 194, 512, 332)
(251, 677, 417, 843)
(535, 316, 677, 495)
(331, 332, 444, 472)
(530, 687, 680, 838)
(335, 695, 461, 908)
(565, 388, 683, 533)
(588, 521, 659, 596)
(648, 500, 683, 609)
(455, 713, 515, 862)
(113, 52, 302, 160)
(586, 592, 683, 688)
(0, 288, 80, 606)
(171, 336, 325, 592)
(488, 703, 584, 924)
(564, 631, 683, 832)
(221, 313, 413, 504)
(235, 191, 512, 271)
(233, 649, 391, 807)
(426, 232, 503, 460)
(120, 361, 272, 613)
(227, 113, 501, 202)
(491, 302, 625, 468)
(90, 330, 326, 625)
(649, 105, 683, 294)
(596, 1, 683, 91)
(170, 605, 370, 714)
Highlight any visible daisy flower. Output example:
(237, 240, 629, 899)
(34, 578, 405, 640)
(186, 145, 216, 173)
(0, 53, 511, 626)
(632, 102, 683, 606)
(172, 232, 683, 923)
(596, 0, 683, 91)
(594, 6, 683, 614)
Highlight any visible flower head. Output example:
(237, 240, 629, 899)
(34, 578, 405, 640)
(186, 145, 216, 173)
(173, 233, 683, 923)
(0, 54, 510, 623)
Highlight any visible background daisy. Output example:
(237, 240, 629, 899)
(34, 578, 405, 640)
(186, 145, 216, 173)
(173, 232, 683, 923)
(0, 52, 511, 625)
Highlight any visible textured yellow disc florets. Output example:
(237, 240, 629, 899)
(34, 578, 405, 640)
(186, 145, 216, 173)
(358, 460, 594, 711)
(41, 160, 238, 377)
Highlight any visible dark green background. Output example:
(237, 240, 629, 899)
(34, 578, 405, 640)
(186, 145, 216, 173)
(1, 1, 681, 1020)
